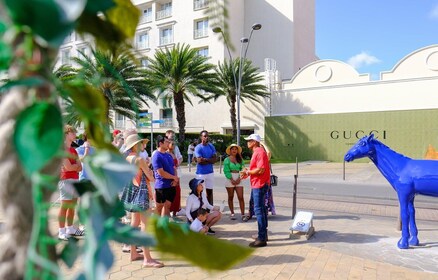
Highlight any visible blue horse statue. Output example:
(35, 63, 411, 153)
(344, 134, 438, 249)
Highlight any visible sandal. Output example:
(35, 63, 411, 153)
(242, 215, 250, 222)
(230, 213, 236, 220)
(142, 260, 164, 268)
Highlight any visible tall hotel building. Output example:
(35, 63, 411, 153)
(57, 0, 316, 136)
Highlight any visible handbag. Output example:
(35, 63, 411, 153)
(270, 163, 278, 186)
(120, 173, 148, 212)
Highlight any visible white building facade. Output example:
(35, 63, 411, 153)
(56, 0, 316, 136)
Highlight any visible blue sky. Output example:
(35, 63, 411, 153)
(316, 0, 438, 79)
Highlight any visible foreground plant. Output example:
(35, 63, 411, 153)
(0, 1, 251, 279)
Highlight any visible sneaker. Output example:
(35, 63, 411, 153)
(66, 226, 85, 236)
(58, 232, 70, 241)
(249, 239, 267, 248)
(207, 228, 216, 235)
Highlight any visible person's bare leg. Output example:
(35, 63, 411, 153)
(65, 198, 77, 226)
(58, 200, 71, 228)
(155, 203, 164, 216)
(235, 186, 245, 215)
(206, 188, 213, 205)
(206, 211, 222, 227)
(161, 200, 172, 217)
(140, 211, 163, 267)
(130, 213, 143, 261)
(226, 187, 235, 215)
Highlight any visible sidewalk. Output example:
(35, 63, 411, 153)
(2, 162, 438, 279)
(68, 162, 438, 279)
(61, 207, 438, 279)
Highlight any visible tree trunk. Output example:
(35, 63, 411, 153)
(174, 91, 186, 142)
(230, 95, 237, 142)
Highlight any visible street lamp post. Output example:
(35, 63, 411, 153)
(213, 23, 262, 146)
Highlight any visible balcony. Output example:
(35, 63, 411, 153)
(159, 36, 173, 46)
(194, 28, 208, 39)
(156, 8, 172, 20)
(194, 0, 208, 10)
(136, 41, 149, 50)
(139, 14, 153, 24)
(115, 119, 125, 129)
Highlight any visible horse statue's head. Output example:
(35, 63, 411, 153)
(344, 134, 376, 162)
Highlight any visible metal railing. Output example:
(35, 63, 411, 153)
(194, 28, 208, 39)
(139, 14, 152, 24)
(115, 119, 125, 128)
(136, 41, 149, 50)
(159, 36, 173, 46)
(194, 0, 208, 10)
(156, 8, 172, 20)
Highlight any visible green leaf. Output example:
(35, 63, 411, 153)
(84, 151, 136, 204)
(13, 102, 63, 175)
(106, 0, 140, 39)
(0, 21, 7, 34)
(0, 41, 12, 70)
(0, 77, 46, 93)
(151, 217, 253, 271)
(64, 82, 107, 124)
(83, 0, 115, 14)
(78, 193, 114, 280)
(60, 238, 80, 268)
(109, 222, 156, 247)
(4, 0, 81, 47)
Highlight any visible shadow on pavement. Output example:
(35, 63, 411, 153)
(314, 214, 361, 221)
(237, 254, 305, 268)
(301, 230, 386, 245)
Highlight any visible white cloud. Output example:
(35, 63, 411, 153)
(429, 4, 438, 19)
(347, 51, 381, 69)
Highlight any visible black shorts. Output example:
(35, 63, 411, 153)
(155, 187, 176, 203)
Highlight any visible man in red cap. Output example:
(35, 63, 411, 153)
(112, 129, 123, 149)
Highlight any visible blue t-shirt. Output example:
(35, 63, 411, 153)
(194, 143, 216, 175)
(75, 144, 95, 181)
(151, 151, 175, 189)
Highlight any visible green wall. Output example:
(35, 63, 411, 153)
(265, 109, 438, 162)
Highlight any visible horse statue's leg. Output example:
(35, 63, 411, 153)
(408, 198, 419, 246)
(397, 193, 410, 249)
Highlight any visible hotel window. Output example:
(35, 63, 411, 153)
(194, 0, 208, 10)
(140, 58, 149, 68)
(61, 49, 71, 65)
(156, 2, 172, 20)
(159, 27, 173, 46)
(194, 19, 208, 39)
(136, 32, 149, 49)
(197, 47, 209, 57)
(115, 113, 125, 129)
(77, 46, 89, 58)
(140, 7, 153, 23)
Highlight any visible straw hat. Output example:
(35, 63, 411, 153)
(226, 144, 242, 155)
(123, 134, 145, 153)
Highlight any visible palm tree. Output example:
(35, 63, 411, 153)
(145, 43, 221, 142)
(55, 47, 156, 127)
(216, 58, 269, 141)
